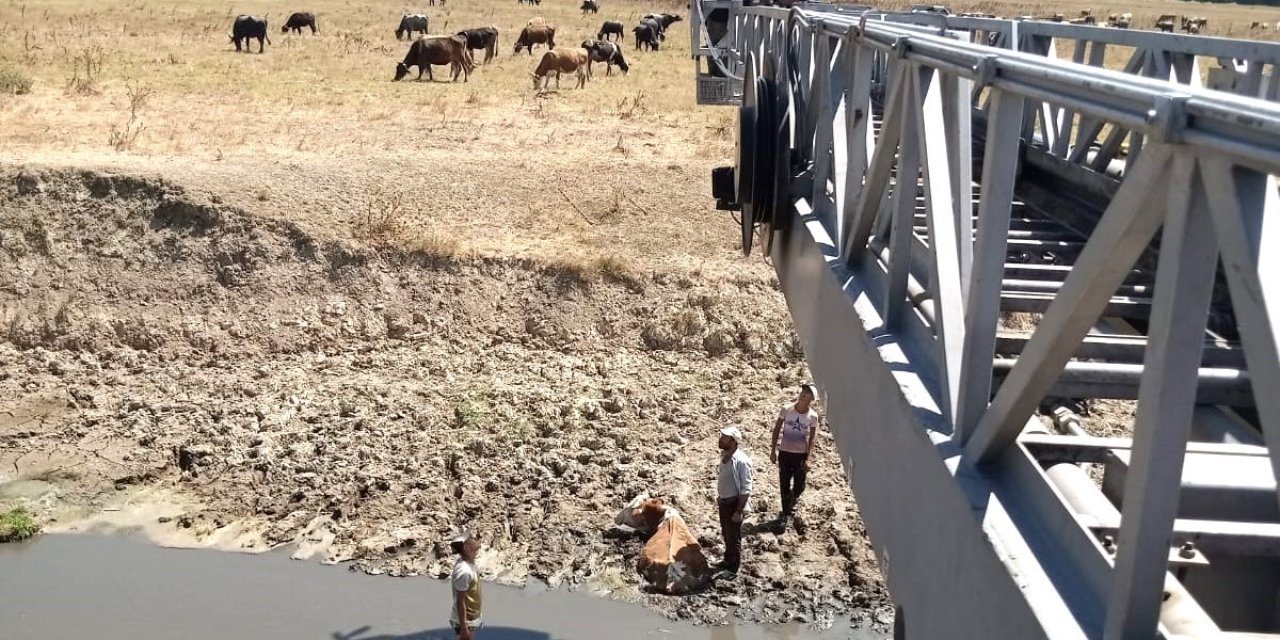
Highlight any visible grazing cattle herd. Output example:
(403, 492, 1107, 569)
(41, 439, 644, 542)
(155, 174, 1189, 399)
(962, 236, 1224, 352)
(225, 4, 1277, 93)
(225, 2, 680, 92)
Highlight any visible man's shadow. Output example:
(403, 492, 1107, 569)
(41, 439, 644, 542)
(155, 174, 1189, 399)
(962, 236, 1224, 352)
(742, 515, 806, 537)
(333, 625, 552, 640)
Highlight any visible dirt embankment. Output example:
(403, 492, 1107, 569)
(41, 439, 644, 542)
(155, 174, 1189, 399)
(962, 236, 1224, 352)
(0, 168, 890, 629)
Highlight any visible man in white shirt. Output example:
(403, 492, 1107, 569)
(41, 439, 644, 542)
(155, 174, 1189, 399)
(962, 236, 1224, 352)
(770, 383, 819, 519)
(716, 425, 753, 574)
(449, 531, 483, 640)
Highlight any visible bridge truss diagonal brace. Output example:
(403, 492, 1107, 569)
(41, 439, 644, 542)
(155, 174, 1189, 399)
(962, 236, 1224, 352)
(915, 66, 965, 424)
(963, 144, 1175, 466)
(1199, 158, 1280, 509)
(956, 90, 1026, 444)
(885, 66, 924, 329)
(837, 41, 876, 256)
(1103, 154, 1220, 640)
(844, 59, 908, 265)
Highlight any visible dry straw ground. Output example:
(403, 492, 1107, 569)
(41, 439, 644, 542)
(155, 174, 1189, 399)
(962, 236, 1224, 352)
(0, 0, 740, 277)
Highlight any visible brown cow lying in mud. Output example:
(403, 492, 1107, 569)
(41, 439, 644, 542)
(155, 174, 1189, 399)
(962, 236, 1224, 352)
(615, 494, 710, 594)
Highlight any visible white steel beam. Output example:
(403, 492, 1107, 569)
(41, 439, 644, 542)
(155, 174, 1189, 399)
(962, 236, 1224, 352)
(956, 90, 1025, 443)
(886, 70, 923, 328)
(1199, 158, 1280, 509)
(916, 68, 964, 423)
(845, 60, 907, 262)
(838, 41, 876, 256)
(1104, 155, 1220, 640)
(964, 145, 1174, 466)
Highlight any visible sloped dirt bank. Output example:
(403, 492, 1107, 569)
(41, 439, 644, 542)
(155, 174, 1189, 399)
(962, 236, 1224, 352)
(0, 168, 890, 629)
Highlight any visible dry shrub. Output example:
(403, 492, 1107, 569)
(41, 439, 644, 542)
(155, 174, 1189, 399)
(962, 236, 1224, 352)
(405, 230, 462, 262)
(352, 188, 462, 261)
(353, 189, 412, 245)
(616, 90, 648, 119)
(109, 81, 151, 151)
(545, 254, 644, 290)
(66, 46, 105, 95)
(0, 66, 33, 95)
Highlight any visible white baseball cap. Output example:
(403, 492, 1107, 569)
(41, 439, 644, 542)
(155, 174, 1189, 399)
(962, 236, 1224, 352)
(720, 426, 744, 443)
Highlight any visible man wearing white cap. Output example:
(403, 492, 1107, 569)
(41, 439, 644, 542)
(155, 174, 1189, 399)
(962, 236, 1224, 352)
(449, 531, 483, 640)
(716, 425, 754, 573)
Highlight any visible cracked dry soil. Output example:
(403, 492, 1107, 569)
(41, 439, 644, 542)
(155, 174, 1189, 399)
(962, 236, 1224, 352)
(0, 169, 891, 630)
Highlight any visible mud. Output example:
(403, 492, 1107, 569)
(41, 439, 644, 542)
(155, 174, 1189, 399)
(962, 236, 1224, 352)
(0, 168, 891, 629)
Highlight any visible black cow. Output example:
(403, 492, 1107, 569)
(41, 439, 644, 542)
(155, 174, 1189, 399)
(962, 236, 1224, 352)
(598, 20, 624, 41)
(581, 0, 600, 14)
(517, 0, 542, 4)
(643, 13, 682, 40)
(582, 40, 629, 76)
(396, 14, 429, 40)
(633, 23, 659, 51)
(394, 35, 475, 82)
(231, 15, 270, 53)
(456, 27, 499, 64)
(282, 12, 318, 34)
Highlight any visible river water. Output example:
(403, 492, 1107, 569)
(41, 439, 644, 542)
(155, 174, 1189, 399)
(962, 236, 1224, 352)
(0, 534, 885, 640)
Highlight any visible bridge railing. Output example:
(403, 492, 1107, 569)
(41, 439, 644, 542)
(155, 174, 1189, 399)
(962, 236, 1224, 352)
(698, 4, 1280, 638)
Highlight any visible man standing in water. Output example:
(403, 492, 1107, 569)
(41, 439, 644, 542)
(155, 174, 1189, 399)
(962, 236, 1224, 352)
(449, 531, 483, 640)
(716, 425, 753, 574)
(770, 383, 819, 521)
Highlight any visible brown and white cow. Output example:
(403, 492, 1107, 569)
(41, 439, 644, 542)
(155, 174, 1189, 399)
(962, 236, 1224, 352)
(616, 495, 710, 595)
(531, 47, 589, 90)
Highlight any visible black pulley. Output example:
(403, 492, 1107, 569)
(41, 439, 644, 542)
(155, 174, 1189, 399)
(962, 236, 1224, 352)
(736, 54, 760, 256)
(762, 67, 793, 258)
(735, 53, 777, 257)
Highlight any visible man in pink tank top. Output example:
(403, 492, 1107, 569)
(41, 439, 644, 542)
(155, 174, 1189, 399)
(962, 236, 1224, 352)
(769, 383, 819, 520)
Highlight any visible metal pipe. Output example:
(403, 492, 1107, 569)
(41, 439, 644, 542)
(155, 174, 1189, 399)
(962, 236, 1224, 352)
(1041, 462, 1221, 637)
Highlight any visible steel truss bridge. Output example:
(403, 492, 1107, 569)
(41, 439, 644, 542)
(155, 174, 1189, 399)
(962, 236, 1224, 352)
(690, 3, 1280, 639)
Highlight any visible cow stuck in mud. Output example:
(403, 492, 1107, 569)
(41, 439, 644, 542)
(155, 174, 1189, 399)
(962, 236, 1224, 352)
(615, 494, 710, 594)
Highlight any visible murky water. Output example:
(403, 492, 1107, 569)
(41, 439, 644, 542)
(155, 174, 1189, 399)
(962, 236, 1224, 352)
(0, 534, 885, 640)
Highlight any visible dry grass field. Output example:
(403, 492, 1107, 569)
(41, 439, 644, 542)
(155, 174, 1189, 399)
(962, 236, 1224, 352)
(0, 0, 739, 277)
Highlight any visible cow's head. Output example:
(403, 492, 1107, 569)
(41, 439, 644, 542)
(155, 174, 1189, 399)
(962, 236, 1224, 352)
(394, 62, 411, 81)
(617, 495, 668, 532)
(614, 492, 650, 527)
(530, 72, 542, 90)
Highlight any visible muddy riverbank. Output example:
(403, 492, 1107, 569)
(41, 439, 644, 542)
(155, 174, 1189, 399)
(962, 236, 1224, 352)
(0, 168, 890, 628)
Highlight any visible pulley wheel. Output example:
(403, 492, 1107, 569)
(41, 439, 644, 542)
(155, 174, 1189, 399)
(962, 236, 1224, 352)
(737, 54, 778, 257)
(736, 54, 761, 256)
